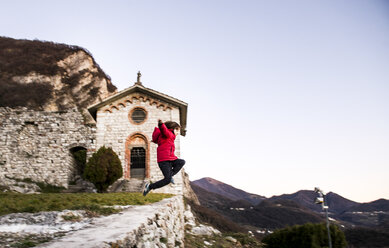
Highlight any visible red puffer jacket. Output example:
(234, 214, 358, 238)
(152, 123, 178, 162)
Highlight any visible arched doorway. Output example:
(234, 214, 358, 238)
(69, 146, 87, 177)
(125, 133, 149, 179)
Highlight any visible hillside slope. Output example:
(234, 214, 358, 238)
(191, 183, 324, 229)
(192, 177, 389, 232)
(192, 177, 265, 205)
(0, 36, 117, 113)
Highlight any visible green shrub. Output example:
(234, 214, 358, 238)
(83, 146, 122, 192)
(262, 223, 347, 248)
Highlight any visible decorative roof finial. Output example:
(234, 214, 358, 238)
(136, 71, 142, 85)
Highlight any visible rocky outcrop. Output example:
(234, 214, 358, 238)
(182, 172, 200, 205)
(184, 204, 221, 236)
(0, 176, 41, 194)
(0, 36, 117, 113)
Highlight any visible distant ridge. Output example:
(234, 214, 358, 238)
(269, 190, 359, 214)
(346, 198, 389, 212)
(191, 177, 389, 230)
(192, 177, 265, 205)
(190, 183, 324, 229)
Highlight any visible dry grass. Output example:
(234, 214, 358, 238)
(0, 192, 172, 216)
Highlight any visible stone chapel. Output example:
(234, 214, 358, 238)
(87, 72, 188, 194)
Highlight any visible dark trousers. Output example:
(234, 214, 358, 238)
(149, 159, 185, 190)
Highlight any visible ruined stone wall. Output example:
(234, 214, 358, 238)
(107, 196, 186, 248)
(32, 196, 187, 248)
(0, 107, 96, 188)
(95, 92, 184, 195)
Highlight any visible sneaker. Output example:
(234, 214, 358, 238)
(143, 182, 150, 196)
(171, 177, 175, 185)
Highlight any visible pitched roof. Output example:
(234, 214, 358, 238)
(87, 83, 188, 136)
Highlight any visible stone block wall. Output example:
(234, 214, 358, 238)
(0, 107, 96, 188)
(95, 93, 183, 195)
(109, 196, 186, 248)
(36, 196, 187, 248)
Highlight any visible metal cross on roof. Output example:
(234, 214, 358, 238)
(136, 71, 142, 85)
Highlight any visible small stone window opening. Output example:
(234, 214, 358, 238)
(24, 121, 36, 126)
(130, 108, 147, 124)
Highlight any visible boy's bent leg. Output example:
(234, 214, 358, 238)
(172, 159, 185, 176)
(149, 161, 173, 190)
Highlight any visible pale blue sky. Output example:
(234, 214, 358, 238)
(1, 0, 388, 202)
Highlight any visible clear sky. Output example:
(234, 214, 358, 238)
(1, 0, 388, 203)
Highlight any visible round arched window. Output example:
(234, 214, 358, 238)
(129, 107, 147, 124)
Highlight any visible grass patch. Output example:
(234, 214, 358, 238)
(9, 235, 52, 248)
(0, 233, 61, 248)
(36, 182, 65, 193)
(0, 192, 172, 216)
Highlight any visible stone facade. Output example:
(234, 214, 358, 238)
(0, 107, 95, 188)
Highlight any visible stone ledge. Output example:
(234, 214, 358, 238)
(37, 196, 185, 248)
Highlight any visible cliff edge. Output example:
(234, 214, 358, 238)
(0, 36, 117, 115)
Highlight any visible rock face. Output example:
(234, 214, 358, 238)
(0, 36, 117, 112)
(182, 172, 200, 205)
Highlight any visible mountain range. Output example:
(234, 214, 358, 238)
(191, 177, 389, 230)
(192, 177, 266, 205)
